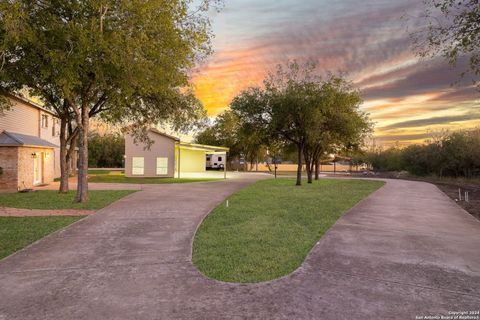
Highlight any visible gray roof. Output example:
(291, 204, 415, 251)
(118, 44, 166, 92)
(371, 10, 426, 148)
(0, 131, 59, 148)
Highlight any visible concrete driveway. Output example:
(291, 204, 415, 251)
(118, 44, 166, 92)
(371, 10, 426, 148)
(0, 177, 479, 319)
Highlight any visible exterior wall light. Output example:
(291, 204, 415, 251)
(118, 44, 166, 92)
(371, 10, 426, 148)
(31, 153, 37, 158)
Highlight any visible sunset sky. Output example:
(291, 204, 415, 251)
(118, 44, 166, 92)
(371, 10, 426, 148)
(191, 0, 480, 145)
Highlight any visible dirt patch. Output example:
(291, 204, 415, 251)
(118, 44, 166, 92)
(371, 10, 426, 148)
(0, 207, 94, 217)
(433, 182, 480, 220)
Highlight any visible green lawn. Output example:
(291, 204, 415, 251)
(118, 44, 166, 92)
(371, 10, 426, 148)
(88, 171, 221, 184)
(192, 178, 384, 283)
(0, 190, 136, 210)
(0, 216, 85, 259)
(87, 169, 116, 175)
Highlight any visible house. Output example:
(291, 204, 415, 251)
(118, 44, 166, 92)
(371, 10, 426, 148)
(125, 128, 229, 178)
(0, 95, 65, 191)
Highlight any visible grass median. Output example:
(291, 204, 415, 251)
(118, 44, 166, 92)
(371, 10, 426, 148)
(0, 216, 85, 259)
(0, 189, 136, 259)
(192, 178, 384, 283)
(0, 190, 136, 210)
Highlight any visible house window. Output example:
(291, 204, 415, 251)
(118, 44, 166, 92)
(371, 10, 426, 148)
(218, 156, 222, 161)
(41, 114, 48, 128)
(156, 157, 168, 175)
(132, 157, 144, 175)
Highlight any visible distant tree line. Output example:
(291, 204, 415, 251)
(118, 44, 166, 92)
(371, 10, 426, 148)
(88, 132, 125, 168)
(364, 129, 480, 178)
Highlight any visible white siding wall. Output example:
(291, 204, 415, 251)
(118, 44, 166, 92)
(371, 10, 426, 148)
(0, 99, 39, 136)
(125, 131, 176, 178)
(38, 112, 61, 178)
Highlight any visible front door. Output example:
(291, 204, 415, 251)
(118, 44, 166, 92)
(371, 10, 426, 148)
(33, 154, 42, 185)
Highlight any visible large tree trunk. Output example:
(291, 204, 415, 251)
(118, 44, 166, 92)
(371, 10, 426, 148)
(306, 160, 313, 183)
(312, 147, 322, 181)
(59, 118, 70, 193)
(76, 107, 89, 203)
(66, 132, 78, 179)
(305, 156, 313, 184)
(303, 148, 313, 184)
(314, 159, 320, 180)
(296, 144, 302, 186)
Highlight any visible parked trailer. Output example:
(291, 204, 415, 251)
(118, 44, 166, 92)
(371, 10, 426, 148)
(206, 154, 225, 170)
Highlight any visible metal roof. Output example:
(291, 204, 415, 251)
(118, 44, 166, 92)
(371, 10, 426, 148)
(177, 141, 229, 153)
(0, 131, 59, 148)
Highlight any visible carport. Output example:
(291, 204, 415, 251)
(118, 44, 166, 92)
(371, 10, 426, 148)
(175, 142, 229, 179)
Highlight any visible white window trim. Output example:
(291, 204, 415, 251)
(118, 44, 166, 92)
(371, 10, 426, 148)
(156, 157, 168, 175)
(41, 114, 49, 128)
(132, 157, 144, 175)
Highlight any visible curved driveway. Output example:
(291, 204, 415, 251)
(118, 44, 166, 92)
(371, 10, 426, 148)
(0, 176, 479, 319)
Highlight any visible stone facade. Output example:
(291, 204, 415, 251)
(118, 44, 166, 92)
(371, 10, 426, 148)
(0, 146, 55, 192)
(0, 147, 18, 191)
(17, 147, 55, 190)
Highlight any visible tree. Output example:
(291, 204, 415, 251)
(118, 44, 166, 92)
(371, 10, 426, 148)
(233, 62, 371, 185)
(304, 76, 370, 182)
(231, 63, 317, 185)
(195, 110, 243, 167)
(239, 123, 267, 171)
(228, 87, 270, 170)
(0, 0, 215, 201)
(413, 0, 480, 89)
(195, 109, 269, 170)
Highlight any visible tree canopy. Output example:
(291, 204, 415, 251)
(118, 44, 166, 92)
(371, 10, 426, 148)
(231, 62, 371, 185)
(413, 0, 480, 89)
(0, 0, 216, 201)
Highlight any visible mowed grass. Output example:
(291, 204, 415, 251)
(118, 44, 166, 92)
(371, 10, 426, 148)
(87, 169, 115, 175)
(193, 178, 384, 283)
(0, 190, 136, 210)
(0, 216, 85, 259)
(88, 171, 221, 184)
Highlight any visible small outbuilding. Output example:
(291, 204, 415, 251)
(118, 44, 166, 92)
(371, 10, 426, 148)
(124, 128, 229, 178)
(0, 131, 59, 191)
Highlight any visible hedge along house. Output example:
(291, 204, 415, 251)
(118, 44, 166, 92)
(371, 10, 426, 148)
(125, 128, 229, 179)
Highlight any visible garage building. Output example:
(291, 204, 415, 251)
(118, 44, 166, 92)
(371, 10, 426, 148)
(125, 128, 229, 178)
